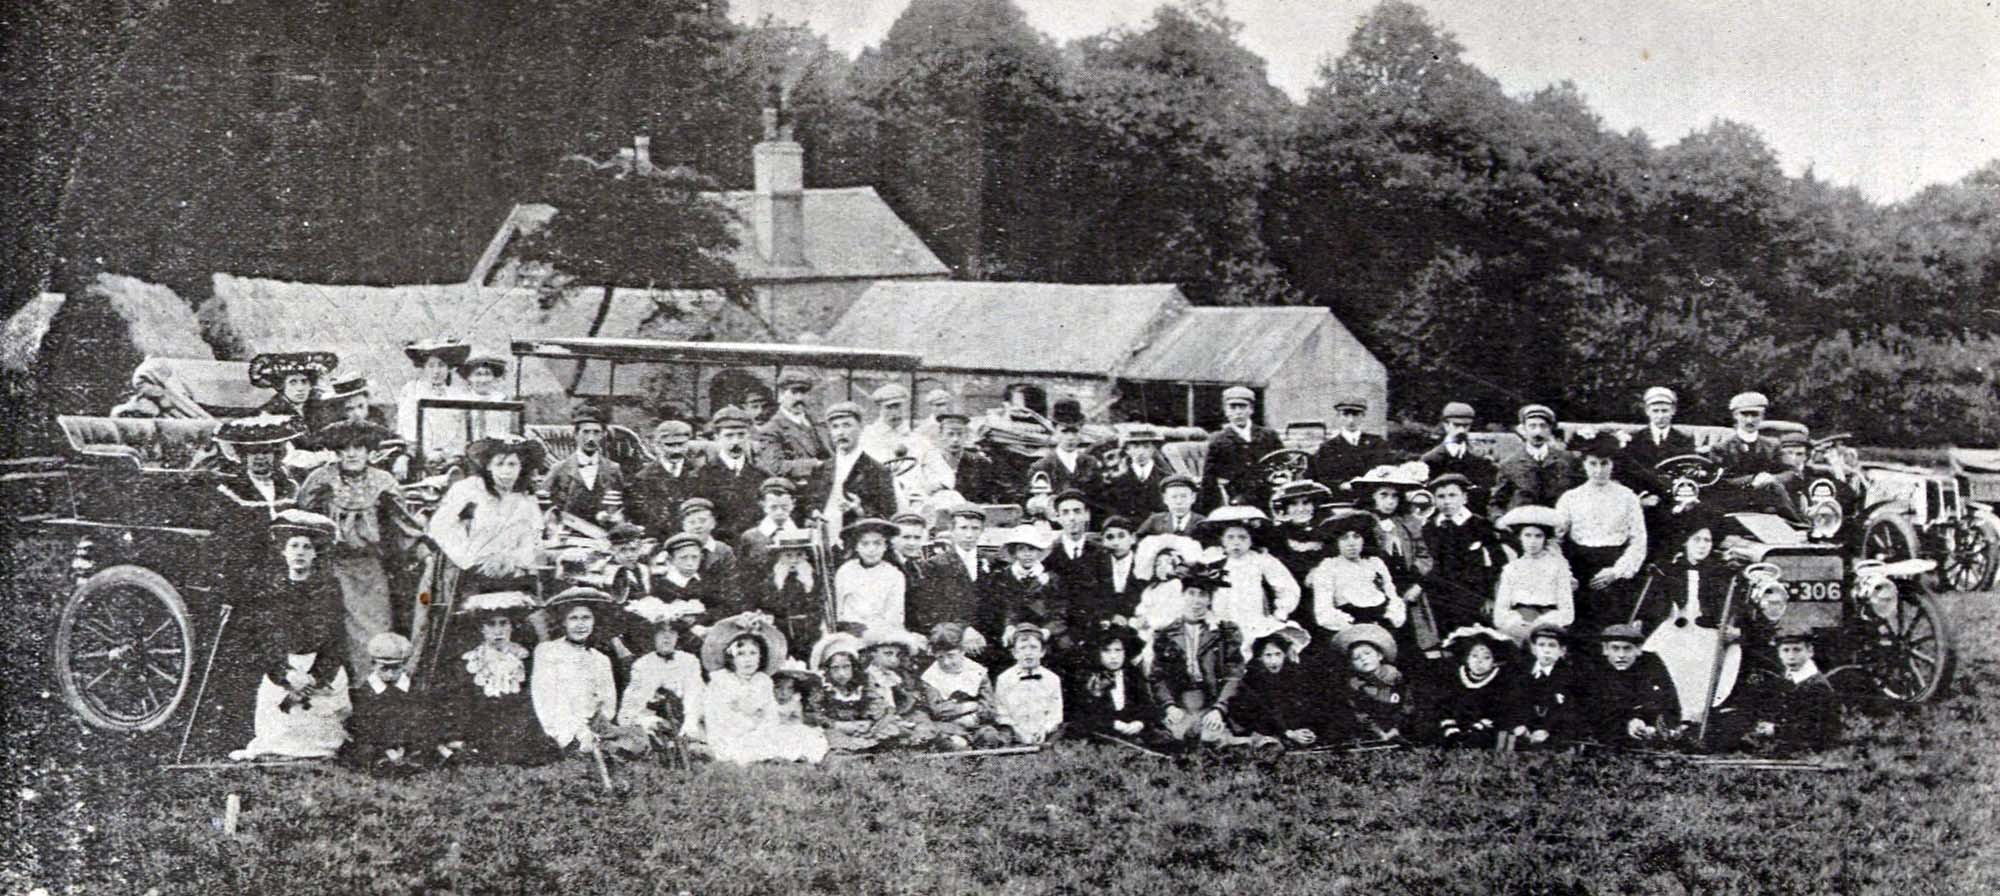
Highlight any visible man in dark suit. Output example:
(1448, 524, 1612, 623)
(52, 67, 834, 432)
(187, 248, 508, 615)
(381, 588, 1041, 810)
(1099, 516, 1144, 616)
(926, 411, 1005, 505)
(1044, 490, 1115, 629)
(1026, 398, 1102, 504)
(976, 525, 1071, 656)
(1100, 425, 1172, 522)
(545, 406, 626, 521)
(1709, 391, 1803, 523)
(1492, 404, 1579, 512)
(1419, 401, 1498, 515)
(802, 401, 898, 530)
(755, 372, 831, 483)
(1617, 387, 1697, 503)
(734, 477, 799, 573)
(1136, 475, 1206, 537)
(689, 405, 768, 536)
(1201, 385, 1282, 510)
(1311, 394, 1389, 496)
(1421, 474, 1507, 640)
(627, 419, 702, 538)
(911, 505, 993, 633)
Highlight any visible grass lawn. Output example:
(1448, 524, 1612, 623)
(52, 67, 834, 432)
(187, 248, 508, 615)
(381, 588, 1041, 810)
(5, 533, 1999, 895)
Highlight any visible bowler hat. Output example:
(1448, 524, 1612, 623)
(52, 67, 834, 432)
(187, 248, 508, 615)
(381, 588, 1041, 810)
(571, 405, 608, 427)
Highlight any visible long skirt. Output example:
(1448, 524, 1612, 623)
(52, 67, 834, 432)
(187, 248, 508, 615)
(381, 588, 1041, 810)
(1565, 543, 1633, 634)
(231, 657, 352, 761)
(331, 553, 394, 680)
(1643, 607, 1741, 723)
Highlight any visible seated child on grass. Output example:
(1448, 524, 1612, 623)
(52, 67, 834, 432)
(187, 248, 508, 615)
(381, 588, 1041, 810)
(1338, 623, 1411, 742)
(920, 623, 1008, 749)
(1065, 622, 1163, 745)
(994, 624, 1064, 744)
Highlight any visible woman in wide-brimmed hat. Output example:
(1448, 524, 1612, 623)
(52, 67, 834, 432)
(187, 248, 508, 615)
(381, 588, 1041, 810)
(1492, 505, 1576, 644)
(250, 351, 339, 423)
(397, 338, 471, 461)
(1195, 506, 1300, 657)
(442, 591, 554, 764)
(213, 414, 307, 513)
(699, 613, 829, 764)
(296, 418, 404, 680)
(230, 510, 353, 761)
(427, 436, 548, 593)
(1302, 511, 1405, 669)
(529, 587, 625, 754)
(1349, 462, 1435, 587)
(1129, 533, 1202, 665)
(456, 351, 516, 441)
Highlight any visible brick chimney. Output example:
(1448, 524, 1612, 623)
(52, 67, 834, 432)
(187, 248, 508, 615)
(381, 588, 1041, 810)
(752, 102, 807, 269)
(633, 135, 653, 176)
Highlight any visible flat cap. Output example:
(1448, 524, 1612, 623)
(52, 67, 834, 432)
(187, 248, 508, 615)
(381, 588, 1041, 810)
(652, 419, 693, 442)
(1518, 404, 1556, 425)
(824, 401, 865, 424)
(1728, 392, 1769, 414)
(709, 405, 754, 430)
(1643, 386, 1678, 408)
(1221, 386, 1256, 404)
(1439, 401, 1476, 422)
(760, 476, 796, 495)
(870, 383, 910, 405)
(1333, 395, 1368, 413)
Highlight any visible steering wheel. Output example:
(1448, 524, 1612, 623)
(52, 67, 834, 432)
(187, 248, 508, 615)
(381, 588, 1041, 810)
(1257, 448, 1313, 486)
(1655, 453, 1723, 495)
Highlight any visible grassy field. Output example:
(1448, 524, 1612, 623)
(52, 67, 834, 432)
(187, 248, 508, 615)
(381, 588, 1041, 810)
(6, 533, 2000, 895)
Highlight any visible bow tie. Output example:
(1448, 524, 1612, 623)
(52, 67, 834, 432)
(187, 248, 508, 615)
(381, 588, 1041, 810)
(1018, 672, 1044, 681)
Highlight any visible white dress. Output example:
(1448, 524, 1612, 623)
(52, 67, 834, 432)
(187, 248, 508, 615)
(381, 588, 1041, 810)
(1213, 551, 1301, 654)
(1131, 580, 1187, 672)
(530, 639, 617, 748)
(618, 650, 706, 736)
(700, 671, 829, 764)
(427, 477, 544, 574)
(834, 559, 906, 636)
(232, 656, 352, 760)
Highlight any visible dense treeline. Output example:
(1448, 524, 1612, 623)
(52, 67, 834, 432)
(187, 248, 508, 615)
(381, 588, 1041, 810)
(6, 0, 1998, 444)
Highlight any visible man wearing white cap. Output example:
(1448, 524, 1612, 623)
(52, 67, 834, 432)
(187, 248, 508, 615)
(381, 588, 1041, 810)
(860, 382, 915, 465)
(1202, 385, 1282, 511)
(1618, 387, 1697, 507)
(1310, 393, 1388, 493)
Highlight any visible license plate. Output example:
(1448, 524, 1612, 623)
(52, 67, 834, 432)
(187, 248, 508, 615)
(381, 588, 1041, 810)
(1790, 580, 1844, 602)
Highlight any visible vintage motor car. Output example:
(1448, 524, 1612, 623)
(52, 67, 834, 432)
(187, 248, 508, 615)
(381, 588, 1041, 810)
(1653, 453, 1955, 705)
(1852, 457, 2000, 594)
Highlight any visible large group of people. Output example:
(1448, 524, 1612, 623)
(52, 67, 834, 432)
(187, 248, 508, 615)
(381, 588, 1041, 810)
(139, 343, 1852, 771)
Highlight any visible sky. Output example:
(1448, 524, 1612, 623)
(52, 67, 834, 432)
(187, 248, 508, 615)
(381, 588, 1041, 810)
(731, 0, 2000, 203)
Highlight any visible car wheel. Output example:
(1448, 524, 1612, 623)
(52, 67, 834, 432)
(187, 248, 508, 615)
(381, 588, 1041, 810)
(53, 565, 195, 732)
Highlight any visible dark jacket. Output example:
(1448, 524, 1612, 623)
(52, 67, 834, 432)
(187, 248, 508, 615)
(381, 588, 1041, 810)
(1044, 535, 1117, 625)
(1492, 444, 1579, 511)
(1136, 510, 1206, 539)
(1202, 425, 1283, 509)
(1711, 434, 1788, 485)
(800, 451, 898, 525)
(975, 566, 1071, 649)
(627, 457, 702, 537)
(690, 452, 770, 536)
(1231, 662, 1344, 739)
(1312, 432, 1390, 492)
(1590, 652, 1682, 740)
(1431, 666, 1523, 744)
(1026, 452, 1103, 504)
(1632, 558, 1737, 634)
(1618, 426, 1698, 498)
(910, 548, 991, 634)
(1420, 442, 1499, 512)
(754, 412, 832, 481)
(1148, 618, 1246, 712)
(545, 453, 626, 522)
(1422, 513, 1506, 631)
(1515, 659, 1587, 741)
(1100, 462, 1173, 522)
(1065, 665, 1161, 737)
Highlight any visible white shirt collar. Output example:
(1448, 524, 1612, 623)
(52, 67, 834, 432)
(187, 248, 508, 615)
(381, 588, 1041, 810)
(1444, 508, 1473, 526)
(367, 674, 412, 693)
(1786, 660, 1822, 684)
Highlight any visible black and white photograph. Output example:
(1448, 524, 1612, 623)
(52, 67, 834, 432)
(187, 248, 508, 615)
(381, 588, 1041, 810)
(3, 0, 1997, 892)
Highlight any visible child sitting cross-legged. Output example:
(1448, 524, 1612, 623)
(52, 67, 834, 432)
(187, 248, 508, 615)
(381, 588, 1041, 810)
(1338, 623, 1411, 743)
(1064, 622, 1164, 746)
(993, 624, 1064, 745)
(807, 631, 897, 754)
(1515, 622, 1586, 748)
(919, 623, 1009, 750)
(698, 613, 829, 765)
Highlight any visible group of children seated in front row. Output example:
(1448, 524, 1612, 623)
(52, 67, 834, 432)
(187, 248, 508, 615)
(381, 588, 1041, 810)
(236, 490, 1840, 771)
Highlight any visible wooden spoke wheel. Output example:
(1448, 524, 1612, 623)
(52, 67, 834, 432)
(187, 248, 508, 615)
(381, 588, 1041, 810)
(1862, 590, 1956, 704)
(53, 565, 195, 732)
(1862, 513, 1936, 594)
(1943, 518, 2000, 593)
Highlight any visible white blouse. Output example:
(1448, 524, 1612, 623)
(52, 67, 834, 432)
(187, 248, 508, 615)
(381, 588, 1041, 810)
(1308, 556, 1404, 630)
(617, 650, 705, 736)
(529, 639, 616, 748)
(427, 476, 543, 573)
(834, 559, 907, 635)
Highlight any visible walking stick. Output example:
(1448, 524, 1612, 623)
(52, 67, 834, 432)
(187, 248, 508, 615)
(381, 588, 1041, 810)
(175, 604, 233, 765)
(1695, 579, 1740, 746)
(589, 745, 615, 792)
(1092, 732, 1169, 759)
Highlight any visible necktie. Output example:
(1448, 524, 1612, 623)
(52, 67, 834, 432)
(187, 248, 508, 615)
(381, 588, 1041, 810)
(1018, 672, 1043, 681)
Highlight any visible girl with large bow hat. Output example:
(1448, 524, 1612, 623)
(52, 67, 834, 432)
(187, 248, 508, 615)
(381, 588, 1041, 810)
(699, 613, 830, 764)
(230, 511, 353, 761)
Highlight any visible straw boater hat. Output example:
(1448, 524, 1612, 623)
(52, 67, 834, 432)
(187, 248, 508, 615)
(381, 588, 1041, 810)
(770, 526, 816, 553)
(456, 590, 539, 621)
(457, 351, 508, 379)
(1003, 523, 1058, 553)
(248, 352, 339, 390)
(1333, 623, 1397, 664)
(842, 517, 899, 543)
(269, 509, 337, 544)
(547, 586, 615, 611)
(1195, 505, 1270, 541)
(321, 373, 370, 403)
(1442, 625, 1514, 658)
(1496, 505, 1563, 535)
(404, 337, 471, 369)
(809, 631, 867, 673)
(1348, 461, 1431, 492)
(216, 414, 305, 450)
(701, 612, 790, 673)
(863, 627, 928, 655)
